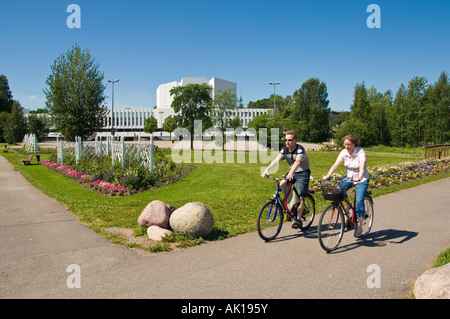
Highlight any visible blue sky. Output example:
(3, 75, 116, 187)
(1, 0, 449, 112)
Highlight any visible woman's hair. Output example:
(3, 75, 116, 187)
(285, 130, 297, 140)
(343, 134, 360, 146)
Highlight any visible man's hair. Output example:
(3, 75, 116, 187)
(285, 130, 297, 140)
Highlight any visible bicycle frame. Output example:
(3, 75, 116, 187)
(322, 177, 357, 226)
(264, 184, 283, 223)
(339, 197, 357, 225)
(265, 178, 298, 222)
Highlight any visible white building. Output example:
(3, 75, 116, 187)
(155, 77, 237, 128)
(98, 77, 270, 139)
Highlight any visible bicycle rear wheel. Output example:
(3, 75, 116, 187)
(300, 193, 315, 230)
(318, 204, 345, 252)
(257, 200, 283, 241)
(360, 196, 374, 237)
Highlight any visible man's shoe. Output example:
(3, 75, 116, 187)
(292, 219, 302, 229)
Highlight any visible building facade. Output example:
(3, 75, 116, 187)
(97, 77, 270, 139)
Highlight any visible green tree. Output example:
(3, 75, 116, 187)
(0, 75, 14, 142)
(247, 98, 273, 109)
(229, 116, 243, 130)
(162, 115, 178, 140)
(0, 112, 10, 143)
(387, 84, 408, 146)
(143, 116, 158, 135)
(425, 71, 450, 144)
(0, 75, 13, 113)
(169, 83, 213, 150)
(27, 114, 49, 141)
(4, 100, 27, 144)
(368, 87, 392, 145)
(292, 78, 330, 142)
(44, 45, 107, 140)
(211, 89, 237, 150)
(404, 76, 428, 146)
(247, 111, 282, 149)
(336, 82, 374, 146)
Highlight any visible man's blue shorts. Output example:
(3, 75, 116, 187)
(289, 169, 311, 198)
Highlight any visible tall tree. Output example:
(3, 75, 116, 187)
(170, 83, 213, 150)
(143, 116, 158, 135)
(43, 45, 107, 140)
(162, 115, 178, 141)
(4, 100, 27, 144)
(211, 89, 237, 150)
(425, 71, 450, 144)
(336, 82, 375, 146)
(0, 112, 10, 143)
(0, 74, 13, 113)
(387, 84, 408, 146)
(404, 76, 428, 146)
(27, 114, 49, 141)
(0, 75, 14, 142)
(292, 78, 330, 142)
(368, 88, 392, 145)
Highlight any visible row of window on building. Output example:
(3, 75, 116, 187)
(102, 108, 270, 131)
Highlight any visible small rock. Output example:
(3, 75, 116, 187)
(414, 263, 450, 299)
(147, 225, 173, 241)
(138, 200, 175, 229)
(169, 202, 214, 237)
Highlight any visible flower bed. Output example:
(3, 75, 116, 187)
(41, 157, 192, 196)
(367, 157, 450, 188)
(310, 157, 450, 192)
(42, 161, 128, 196)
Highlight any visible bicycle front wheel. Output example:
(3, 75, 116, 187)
(360, 196, 374, 237)
(257, 200, 283, 241)
(318, 204, 345, 252)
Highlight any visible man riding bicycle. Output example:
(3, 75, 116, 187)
(261, 130, 311, 229)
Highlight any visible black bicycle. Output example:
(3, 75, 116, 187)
(257, 175, 315, 241)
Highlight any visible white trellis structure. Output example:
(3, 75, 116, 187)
(21, 133, 40, 153)
(57, 135, 154, 172)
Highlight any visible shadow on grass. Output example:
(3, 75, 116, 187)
(205, 227, 230, 241)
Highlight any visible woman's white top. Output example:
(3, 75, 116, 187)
(336, 147, 369, 182)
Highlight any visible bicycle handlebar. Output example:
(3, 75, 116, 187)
(262, 174, 281, 181)
(323, 176, 358, 183)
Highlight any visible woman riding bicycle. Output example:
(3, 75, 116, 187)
(261, 130, 311, 229)
(323, 134, 369, 238)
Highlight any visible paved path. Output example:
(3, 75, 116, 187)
(1, 154, 449, 299)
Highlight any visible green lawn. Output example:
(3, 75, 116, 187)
(2, 148, 449, 248)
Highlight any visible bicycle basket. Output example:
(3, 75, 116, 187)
(321, 183, 346, 202)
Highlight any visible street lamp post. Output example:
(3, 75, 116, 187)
(108, 79, 119, 138)
(268, 81, 280, 109)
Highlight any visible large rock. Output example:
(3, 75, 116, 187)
(169, 202, 214, 237)
(138, 200, 175, 229)
(147, 225, 173, 241)
(414, 263, 450, 299)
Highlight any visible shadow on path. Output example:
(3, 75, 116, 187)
(329, 228, 419, 254)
